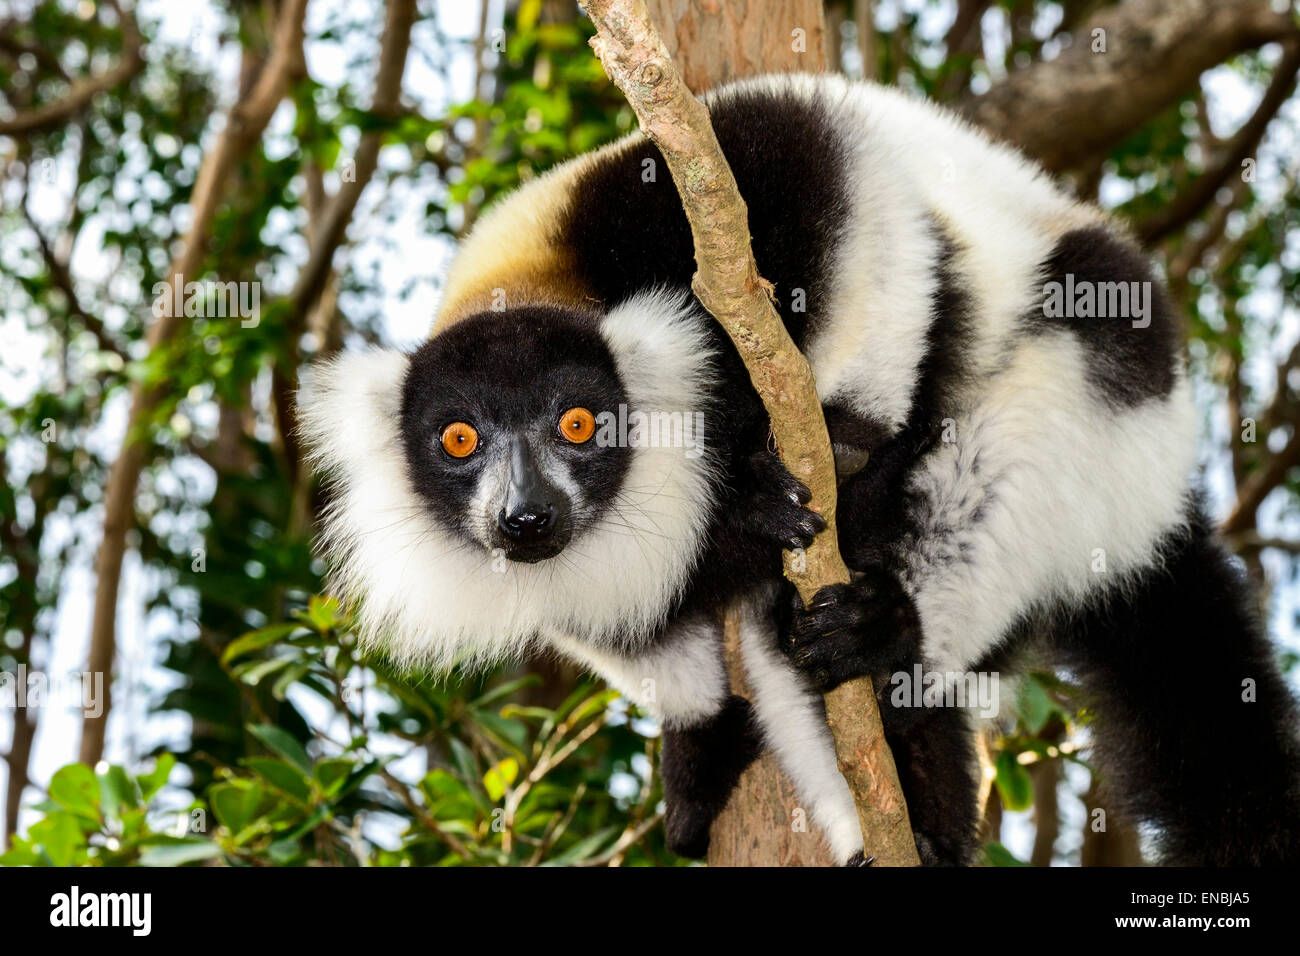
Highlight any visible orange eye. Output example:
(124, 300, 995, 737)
(559, 407, 596, 444)
(440, 422, 479, 458)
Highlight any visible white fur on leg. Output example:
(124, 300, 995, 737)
(737, 602, 864, 864)
(544, 615, 727, 729)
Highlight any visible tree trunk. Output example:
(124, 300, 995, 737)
(1029, 759, 1060, 867)
(1081, 780, 1145, 866)
(646, 0, 828, 91)
(80, 0, 311, 765)
(646, 0, 837, 868)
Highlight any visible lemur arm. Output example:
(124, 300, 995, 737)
(786, 339, 1194, 685)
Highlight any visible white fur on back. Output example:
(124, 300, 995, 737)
(904, 339, 1198, 675)
(296, 290, 719, 671)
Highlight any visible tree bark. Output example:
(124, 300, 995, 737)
(590, 0, 919, 867)
(644, 0, 828, 91)
(962, 0, 1299, 172)
(1029, 759, 1060, 867)
(1081, 781, 1144, 866)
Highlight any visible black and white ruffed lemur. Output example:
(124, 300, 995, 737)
(299, 75, 1300, 866)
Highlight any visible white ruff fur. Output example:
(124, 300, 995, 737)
(296, 290, 718, 671)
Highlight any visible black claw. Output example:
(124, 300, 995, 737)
(845, 851, 876, 867)
(778, 565, 923, 691)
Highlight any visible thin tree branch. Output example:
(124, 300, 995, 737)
(1225, 531, 1300, 555)
(1222, 424, 1300, 535)
(937, 0, 990, 100)
(285, 0, 414, 315)
(855, 0, 876, 81)
(0, 0, 143, 138)
(962, 0, 1299, 171)
(273, 0, 414, 497)
(584, 0, 919, 866)
(20, 199, 124, 358)
(1137, 40, 1300, 245)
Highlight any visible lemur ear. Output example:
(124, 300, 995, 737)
(296, 348, 411, 477)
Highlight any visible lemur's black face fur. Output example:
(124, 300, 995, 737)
(400, 307, 632, 564)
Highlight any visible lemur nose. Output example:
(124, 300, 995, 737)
(498, 505, 554, 541)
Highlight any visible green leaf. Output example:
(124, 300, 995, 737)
(482, 758, 519, 802)
(448, 738, 480, 786)
(1015, 674, 1058, 735)
(994, 751, 1034, 812)
(29, 812, 87, 866)
(249, 724, 312, 773)
(137, 753, 176, 802)
(98, 764, 139, 820)
(313, 758, 356, 797)
(267, 837, 302, 865)
(245, 758, 312, 803)
(209, 781, 265, 834)
(984, 842, 1029, 867)
(541, 826, 619, 866)
(138, 839, 223, 867)
(301, 595, 344, 632)
(470, 675, 540, 709)
(270, 659, 313, 700)
(222, 623, 302, 664)
(48, 764, 101, 822)
(232, 656, 294, 685)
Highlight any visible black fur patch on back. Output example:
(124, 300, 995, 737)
(558, 84, 852, 348)
(1024, 225, 1181, 406)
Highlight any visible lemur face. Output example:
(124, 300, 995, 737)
(400, 307, 632, 564)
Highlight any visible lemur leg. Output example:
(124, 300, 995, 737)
(1052, 508, 1300, 865)
(737, 600, 864, 864)
(546, 616, 762, 859)
(772, 580, 983, 865)
(659, 695, 763, 858)
(877, 702, 981, 865)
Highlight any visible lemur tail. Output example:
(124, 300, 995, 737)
(1052, 502, 1300, 865)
